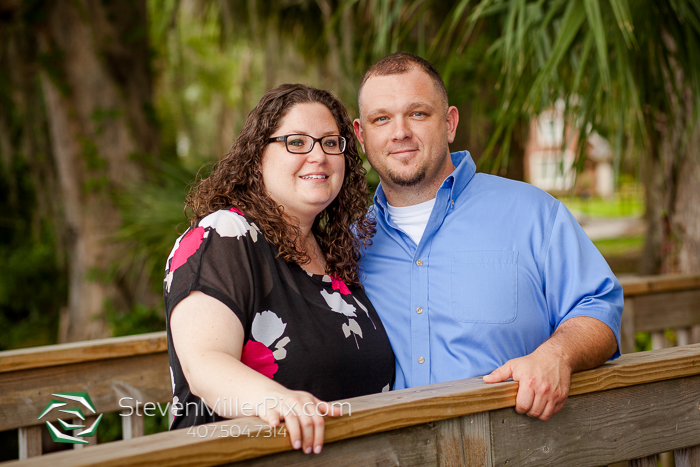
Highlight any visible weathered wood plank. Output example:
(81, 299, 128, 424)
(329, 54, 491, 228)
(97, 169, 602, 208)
(5, 346, 700, 467)
(674, 444, 700, 467)
(18, 425, 42, 459)
(462, 412, 492, 467)
(0, 332, 167, 374)
(230, 421, 441, 467)
(631, 290, 700, 332)
(436, 416, 465, 466)
(0, 353, 170, 431)
(620, 273, 700, 296)
(490, 375, 700, 467)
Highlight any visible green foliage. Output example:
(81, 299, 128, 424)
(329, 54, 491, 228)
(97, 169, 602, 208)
(106, 302, 165, 337)
(440, 0, 700, 176)
(96, 410, 170, 444)
(0, 158, 66, 350)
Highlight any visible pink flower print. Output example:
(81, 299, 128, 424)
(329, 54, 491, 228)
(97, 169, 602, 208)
(241, 341, 278, 379)
(229, 206, 244, 216)
(170, 227, 205, 272)
(331, 275, 351, 295)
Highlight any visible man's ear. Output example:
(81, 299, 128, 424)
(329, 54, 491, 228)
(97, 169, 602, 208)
(445, 106, 459, 144)
(353, 118, 365, 152)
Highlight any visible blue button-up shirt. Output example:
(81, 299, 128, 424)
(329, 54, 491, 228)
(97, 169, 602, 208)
(361, 151, 623, 390)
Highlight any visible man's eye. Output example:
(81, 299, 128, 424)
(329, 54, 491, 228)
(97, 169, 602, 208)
(375, 116, 388, 123)
(412, 111, 425, 117)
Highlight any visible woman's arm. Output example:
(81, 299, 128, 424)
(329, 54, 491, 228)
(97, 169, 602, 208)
(170, 291, 341, 454)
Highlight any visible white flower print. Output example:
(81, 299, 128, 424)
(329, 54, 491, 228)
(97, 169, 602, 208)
(273, 336, 291, 360)
(353, 296, 376, 329)
(199, 210, 261, 241)
(320, 289, 357, 317)
(251, 311, 287, 347)
(342, 319, 363, 339)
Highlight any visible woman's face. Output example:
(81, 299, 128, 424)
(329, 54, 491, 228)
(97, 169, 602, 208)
(261, 102, 346, 225)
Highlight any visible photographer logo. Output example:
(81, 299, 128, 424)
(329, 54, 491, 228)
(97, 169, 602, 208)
(37, 392, 103, 444)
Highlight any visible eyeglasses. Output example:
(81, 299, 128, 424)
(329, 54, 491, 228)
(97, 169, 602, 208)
(268, 134, 347, 155)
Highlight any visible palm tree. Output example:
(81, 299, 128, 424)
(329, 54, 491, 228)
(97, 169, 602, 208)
(435, 0, 700, 274)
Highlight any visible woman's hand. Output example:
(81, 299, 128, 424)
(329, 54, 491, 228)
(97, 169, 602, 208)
(259, 389, 343, 454)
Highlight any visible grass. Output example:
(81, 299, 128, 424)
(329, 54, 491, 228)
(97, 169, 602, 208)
(593, 236, 645, 257)
(557, 183, 645, 218)
(558, 195, 644, 218)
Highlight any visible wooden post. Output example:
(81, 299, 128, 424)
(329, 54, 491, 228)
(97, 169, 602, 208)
(651, 331, 670, 350)
(676, 328, 691, 346)
(462, 411, 492, 467)
(436, 416, 466, 465)
(620, 298, 636, 354)
(674, 445, 700, 467)
(18, 425, 42, 459)
(629, 455, 657, 467)
(122, 410, 145, 439)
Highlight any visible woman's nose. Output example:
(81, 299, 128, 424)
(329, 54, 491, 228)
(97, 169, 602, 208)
(306, 142, 329, 163)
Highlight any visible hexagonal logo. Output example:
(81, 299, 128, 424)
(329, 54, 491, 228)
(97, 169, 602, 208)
(37, 392, 103, 444)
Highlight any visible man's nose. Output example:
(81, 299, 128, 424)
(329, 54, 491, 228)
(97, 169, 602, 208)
(392, 118, 413, 141)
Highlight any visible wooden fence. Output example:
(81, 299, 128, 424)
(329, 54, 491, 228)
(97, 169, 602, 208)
(0, 332, 169, 459)
(620, 274, 700, 352)
(3, 344, 700, 467)
(0, 273, 698, 465)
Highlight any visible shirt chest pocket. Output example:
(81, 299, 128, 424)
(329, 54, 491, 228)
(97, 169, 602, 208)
(451, 251, 518, 323)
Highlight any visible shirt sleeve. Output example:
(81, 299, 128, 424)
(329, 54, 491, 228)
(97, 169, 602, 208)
(164, 209, 261, 332)
(542, 201, 624, 358)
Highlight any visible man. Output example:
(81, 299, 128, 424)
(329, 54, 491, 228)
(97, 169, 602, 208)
(353, 52, 623, 421)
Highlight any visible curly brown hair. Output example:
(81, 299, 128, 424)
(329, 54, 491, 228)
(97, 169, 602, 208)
(186, 83, 374, 286)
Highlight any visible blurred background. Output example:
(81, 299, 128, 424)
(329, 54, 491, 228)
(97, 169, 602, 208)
(1, 0, 699, 456)
(0, 0, 698, 350)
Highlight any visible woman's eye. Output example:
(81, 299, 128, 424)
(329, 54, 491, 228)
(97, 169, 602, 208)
(289, 138, 306, 147)
(323, 139, 338, 147)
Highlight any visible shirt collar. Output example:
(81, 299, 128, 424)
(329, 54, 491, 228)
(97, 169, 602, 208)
(372, 150, 476, 216)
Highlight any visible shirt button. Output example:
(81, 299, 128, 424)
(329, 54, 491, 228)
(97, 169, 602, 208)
(418, 357, 425, 364)
(416, 259, 423, 266)
(416, 307, 423, 314)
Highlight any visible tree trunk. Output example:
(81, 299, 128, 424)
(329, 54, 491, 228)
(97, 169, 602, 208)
(663, 127, 700, 273)
(36, 0, 158, 342)
(640, 37, 700, 276)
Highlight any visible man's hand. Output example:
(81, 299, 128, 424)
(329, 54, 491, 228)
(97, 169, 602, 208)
(482, 349, 572, 420)
(482, 316, 618, 421)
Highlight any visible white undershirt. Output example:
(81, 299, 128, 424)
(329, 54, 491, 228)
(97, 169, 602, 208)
(387, 198, 436, 245)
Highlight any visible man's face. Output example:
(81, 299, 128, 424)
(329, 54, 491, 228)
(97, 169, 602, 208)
(354, 68, 458, 195)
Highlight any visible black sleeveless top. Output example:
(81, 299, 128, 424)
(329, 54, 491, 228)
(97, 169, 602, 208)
(164, 207, 395, 429)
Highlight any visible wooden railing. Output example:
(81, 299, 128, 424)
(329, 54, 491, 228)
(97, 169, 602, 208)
(3, 344, 700, 466)
(0, 273, 698, 464)
(0, 332, 169, 459)
(620, 274, 700, 352)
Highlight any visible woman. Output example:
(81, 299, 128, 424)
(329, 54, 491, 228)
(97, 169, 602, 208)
(164, 84, 394, 455)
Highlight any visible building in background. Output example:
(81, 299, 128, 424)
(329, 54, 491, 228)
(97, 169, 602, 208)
(524, 101, 614, 198)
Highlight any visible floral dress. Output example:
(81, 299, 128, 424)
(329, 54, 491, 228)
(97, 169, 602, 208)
(164, 207, 395, 429)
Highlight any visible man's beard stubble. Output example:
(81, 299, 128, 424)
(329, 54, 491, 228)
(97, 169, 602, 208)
(386, 164, 428, 187)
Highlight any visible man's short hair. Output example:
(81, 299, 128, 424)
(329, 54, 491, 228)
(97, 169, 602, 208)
(358, 52, 449, 111)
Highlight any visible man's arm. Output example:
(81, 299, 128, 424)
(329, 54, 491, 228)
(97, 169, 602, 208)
(483, 316, 617, 420)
